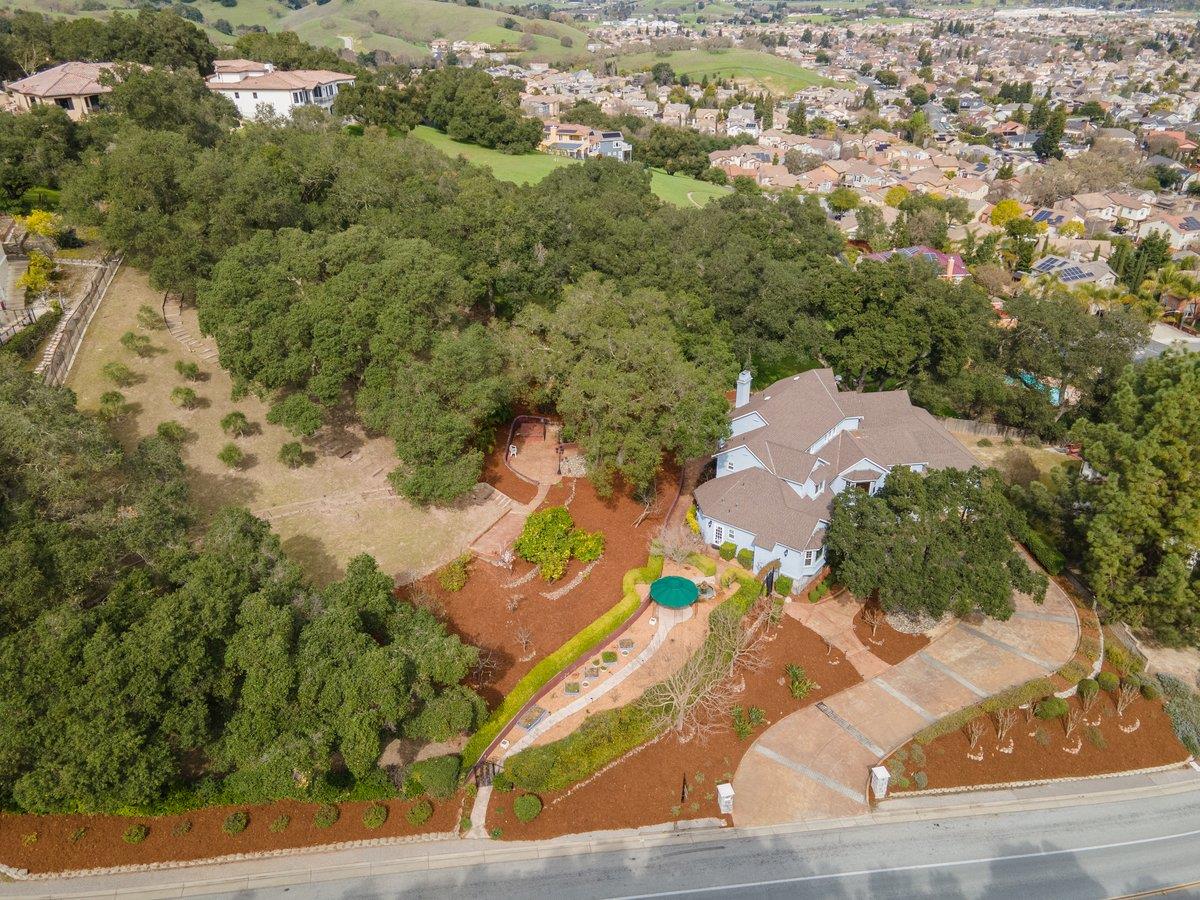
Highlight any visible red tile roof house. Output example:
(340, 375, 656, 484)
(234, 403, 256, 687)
(5, 61, 119, 121)
(205, 60, 355, 119)
(693, 369, 978, 588)
(861, 245, 970, 281)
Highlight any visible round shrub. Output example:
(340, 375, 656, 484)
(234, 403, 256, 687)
(1140, 679, 1163, 701)
(102, 361, 136, 386)
(363, 803, 388, 829)
(1035, 697, 1069, 719)
(123, 824, 148, 844)
(222, 811, 249, 836)
(218, 442, 244, 468)
(513, 793, 543, 822)
(170, 386, 198, 409)
(157, 420, 187, 443)
(220, 411, 251, 436)
(313, 803, 340, 828)
(268, 814, 290, 833)
(278, 441, 306, 468)
(1097, 671, 1120, 693)
(1077, 678, 1098, 702)
(406, 800, 433, 826)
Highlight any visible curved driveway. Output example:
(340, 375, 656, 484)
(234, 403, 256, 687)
(732, 570, 1079, 826)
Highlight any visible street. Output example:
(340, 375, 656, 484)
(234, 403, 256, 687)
(210, 789, 1200, 899)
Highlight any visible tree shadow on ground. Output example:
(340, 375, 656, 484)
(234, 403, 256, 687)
(281, 532, 344, 587)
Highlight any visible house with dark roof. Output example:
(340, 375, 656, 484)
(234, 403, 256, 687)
(1027, 254, 1116, 288)
(860, 245, 969, 281)
(692, 369, 978, 587)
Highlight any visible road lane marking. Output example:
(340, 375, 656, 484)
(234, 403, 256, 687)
(609, 825, 1200, 898)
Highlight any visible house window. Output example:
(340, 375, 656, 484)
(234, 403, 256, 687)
(714, 526, 723, 544)
(252, 92, 258, 99)
(313, 85, 322, 98)
(234, 92, 239, 99)
(852, 480, 874, 493)
(293, 92, 301, 103)
(803, 549, 823, 567)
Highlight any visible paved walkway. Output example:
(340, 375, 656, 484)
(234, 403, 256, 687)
(732, 576, 1079, 826)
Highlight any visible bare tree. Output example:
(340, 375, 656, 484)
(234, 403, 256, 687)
(994, 708, 1017, 744)
(863, 605, 884, 640)
(515, 626, 534, 657)
(505, 595, 520, 613)
(1065, 706, 1084, 740)
(408, 587, 445, 620)
(1080, 683, 1099, 716)
(470, 649, 499, 686)
(1117, 682, 1140, 718)
(965, 717, 986, 750)
(652, 525, 702, 564)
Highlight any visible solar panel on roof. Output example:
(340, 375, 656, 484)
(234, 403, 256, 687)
(1183, 217, 1200, 230)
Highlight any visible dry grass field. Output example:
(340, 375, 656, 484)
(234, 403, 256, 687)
(65, 266, 510, 585)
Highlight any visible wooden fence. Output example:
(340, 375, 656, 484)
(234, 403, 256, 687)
(34, 255, 121, 387)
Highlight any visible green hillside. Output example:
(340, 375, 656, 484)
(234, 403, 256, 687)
(410, 126, 730, 207)
(612, 48, 836, 95)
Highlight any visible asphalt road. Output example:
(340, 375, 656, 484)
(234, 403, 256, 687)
(216, 790, 1200, 900)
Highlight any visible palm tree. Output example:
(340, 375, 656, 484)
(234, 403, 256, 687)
(1141, 265, 1200, 328)
(1071, 282, 1156, 319)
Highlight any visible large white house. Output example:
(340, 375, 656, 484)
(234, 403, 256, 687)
(205, 60, 355, 119)
(692, 369, 977, 587)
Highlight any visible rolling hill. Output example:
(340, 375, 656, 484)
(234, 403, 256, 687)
(611, 48, 837, 95)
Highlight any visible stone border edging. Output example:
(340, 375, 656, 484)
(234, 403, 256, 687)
(3, 830, 457, 882)
(880, 757, 1194, 800)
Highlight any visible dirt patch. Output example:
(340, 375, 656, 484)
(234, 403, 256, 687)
(408, 474, 670, 708)
(480, 424, 540, 506)
(0, 795, 461, 876)
(63, 267, 503, 586)
(486, 615, 862, 839)
(885, 684, 1189, 794)
(853, 604, 930, 666)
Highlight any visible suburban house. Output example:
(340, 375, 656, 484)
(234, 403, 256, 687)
(5, 61, 119, 121)
(540, 122, 632, 161)
(861, 245, 970, 281)
(1142, 213, 1200, 250)
(725, 104, 760, 138)
(693, 369, 978, 586)
(204, 60, 355, 119)
(1027, 254, 1117, 288)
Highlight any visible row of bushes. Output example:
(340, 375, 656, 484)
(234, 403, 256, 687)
(460, 556, 664, 770)
(913, 677, 1056, 745)
(1023, 528, 1065, 576)
(0, 305, 61, 361)
(505, 571, 765, 793)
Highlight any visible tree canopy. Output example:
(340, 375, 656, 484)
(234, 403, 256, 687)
(825, 466, 1048, 620)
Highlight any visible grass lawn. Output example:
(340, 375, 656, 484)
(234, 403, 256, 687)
(954, 433, 1080, 487)
(613, 48, 836, 95)
(65, 265, 508, 586)
(410, 126, 731, 207)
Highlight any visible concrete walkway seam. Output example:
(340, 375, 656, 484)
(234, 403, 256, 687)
(753, 744, 867, 806)
(916, 649, 988, 698)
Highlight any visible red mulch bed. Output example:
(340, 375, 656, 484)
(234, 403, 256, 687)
(405, 474, 672, 707)
(0, 794, 462, 876)
(886, 683, 1189, 794)
(852, 604, 930, 666)
(479, 425, 539, 505)
(485, 615, 863, 839)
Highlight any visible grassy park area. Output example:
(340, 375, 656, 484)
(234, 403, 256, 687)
(410, 126, 731, 207)
(613, 48, 836, 94)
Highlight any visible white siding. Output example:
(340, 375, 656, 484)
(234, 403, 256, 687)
(730, 411, 767, 437)
(715, 444, 762, 476)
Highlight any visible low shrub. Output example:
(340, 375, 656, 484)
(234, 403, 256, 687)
(601, 650, 618, 664)
(513, 793, 543, 822)
(170, 386, 198, 408)
(686, 505, 700, 535)
(687, 552, 717, 576)
(1035, 697, 1069, 719)
(572, 529, 605, 563)
(1077, 678, 1098, 703)
(786, 663, 817, 700)
(98, 390, 127, 420)
(1139, 679, 1162, 701)
(406, 800, 433, 826)
(909, 744, 926, 767)
(914, 677, 1056, 745)
(1097, 671, 1120, 693)
(1056, 660, 1088, 684)
(1034, 727, 1051, 747)
(171, 820, 192, 837)
(1104, 641, 1145, 677)
(489, 826, 502, 839)
(1024, 529, 1065, 575)
(459, 814, 472, 832)
(718, 541, 736, 561)
(102, 361, 136, 386)
(1159, 674, 1200, 754)
(977, 438, 993, 447)
(731, 705, 765, 739)
(774, 575, 793, 596)
(121, 331, 153, 357)
(136, 304, 165, 331)
(913, 771, 928, 790)
(1086, 725, 1107, 749)
(1, 306, 61, 360)
(492, 770, 514, 793)
(218, 442, 244, 468)
(220, 411, 251, 436)
(123, 824, 148, 844)
(736, 548, 754, 570)
(268, 814, 290, 833)
(808, 580, 829, 603)
(157, 420, 187, 443)
(313, 803, 340, 828)
(363, 803, 388, 829)
(69, 826, 88, 843)
(893, 774, 911, 790)
(514, 506, 601, 581)
(405, 754, 461, 799)
(175, 360, 202, 381)
(222, 811, 249, 836)
(437, 554, 472, 592)
(278, 441, 306, 468)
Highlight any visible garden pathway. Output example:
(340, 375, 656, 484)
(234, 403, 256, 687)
(731, 572, 1079, 826)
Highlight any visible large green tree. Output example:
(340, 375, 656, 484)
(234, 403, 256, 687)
(825, 466, 1048, 620)
(1069, 352, 1200, 645)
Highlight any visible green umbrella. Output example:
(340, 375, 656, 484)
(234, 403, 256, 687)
(649, 575, 700, 609)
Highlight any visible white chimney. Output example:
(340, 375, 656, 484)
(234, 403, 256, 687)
(735, 370, 752, 409)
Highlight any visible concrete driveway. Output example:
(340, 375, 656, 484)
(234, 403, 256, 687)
(732, 575, 1079, 826)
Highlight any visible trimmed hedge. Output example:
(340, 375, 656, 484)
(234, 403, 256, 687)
(1, 306, 61, 361)
(460, 556, 663, 770)
(736, 548, 754, 570)
(774, 575, 793, 596)
(718, 541, 736, 560)
(406, 799, 433, 826)
(1024, 529, 1065, 575)
(687, 552, 717, 577)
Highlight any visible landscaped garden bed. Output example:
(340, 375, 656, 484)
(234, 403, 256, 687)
(882, 665, 1190, 795)
(0, 794, 460, 876)
(852, 602, 930, 666)
(485, 614, 862, 839)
